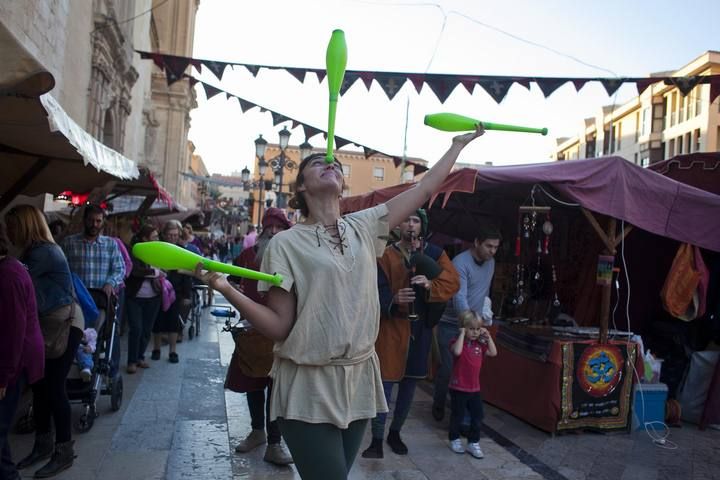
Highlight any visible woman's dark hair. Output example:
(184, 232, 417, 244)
(288, 153, 344, 218)
(133, 224, 158, 244)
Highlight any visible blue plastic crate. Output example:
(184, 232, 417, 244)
(632, 383, 668, 430)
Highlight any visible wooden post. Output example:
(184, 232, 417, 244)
(599, 218, 616, 344)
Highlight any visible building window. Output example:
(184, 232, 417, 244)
(634, 112, 640, 141)
(677, 135, 683, 154)
(670, 93, 677, 127)
(373, 167, 385, 181)
(641, 107, 651, 136)
(640, 157, 650, 167)
(616, 123, 622, 151)
(695, 87, 702, 117)
(685, 132, 691, 154)
(102, 111, 115, 149)
(668, 138, 675, 157)
(634, 153, 638, 164)
(342, 164, 351, 177)
(693, 129, 701, 152)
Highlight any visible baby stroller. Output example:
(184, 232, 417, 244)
(13, 289, 123, 435)
(67, 289, 124, 432)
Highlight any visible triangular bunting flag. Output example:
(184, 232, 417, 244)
(513, 78, 531, 90)
(635, 78, 657, 95)
(203, 60, 228, 81)
(425, 75, 456, 103)
(150, 53, 165, 70)
(238, 99, 256, 113)
(245, 65, 261, 77)
(413, 162, 429, 176)
(335, 137, 351, 149)
(286, 68, 307, 83)
(710, 77, 720, 105)
(291, 120, 300, 129)
(315, 70, 326, 84)
(600, 78, 624, 97)
(359, 72, 375, 90)
(375, 74, 406, 101)
(670, 76, 700, 96)
(138, 51, 152, 60)
(363, 147, 378, 158)
(201, 82, 223, 100)
(478, 79, 513, 103)
(271, 112, 290, 126)
(164, 56, 191, 86)
(406, 74, 425, 94)
(303, 124, 321, 141)
(458, 76, 478, 95)
(391, 156, 403, 168)
(571, 79, 588, 92)
(189, 59, 202, 74)
(340, 73, 360, 96)
(535, 78, 568, 97)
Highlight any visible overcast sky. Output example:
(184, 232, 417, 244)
(187, 0, 718, 175)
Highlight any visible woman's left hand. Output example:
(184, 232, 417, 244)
(452, 124, 485, 146)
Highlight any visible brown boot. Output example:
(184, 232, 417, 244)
(16, 432, 53, 469)
(33, 440, 75, 478)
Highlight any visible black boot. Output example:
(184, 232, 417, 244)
(16, 432, 53, 470)
(33, 441, 75, 478)
(387, 429, 408, 455)
(361, 437, 384, 459)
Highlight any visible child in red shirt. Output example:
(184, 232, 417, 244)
(448, 310, 497, 458)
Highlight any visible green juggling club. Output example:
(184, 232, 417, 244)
(132, 241, 283, 286)
(424, 113, 548, 136)
(325, 29, 347, 163)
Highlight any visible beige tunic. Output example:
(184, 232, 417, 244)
(257, 204, 389, 428)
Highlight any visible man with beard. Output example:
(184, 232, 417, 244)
(225, 208, 293, 466)
(62, 205, 125, 300)
(362, 210, 459, 459)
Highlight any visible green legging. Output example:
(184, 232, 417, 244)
(277, 418, 368, 480)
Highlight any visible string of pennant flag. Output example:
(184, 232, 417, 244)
(136, 49, 720, 104)
(179, 72, 429, 175)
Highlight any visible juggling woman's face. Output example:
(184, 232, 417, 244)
(298, 156, 344, 194)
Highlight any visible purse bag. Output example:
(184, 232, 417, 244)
(39, 302, 75, 359)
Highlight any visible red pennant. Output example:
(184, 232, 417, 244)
(571, 79, 588, 92)
(359, 72, 375, 90)
(458, 76, 478, 95)
(286, 68, 307, 83)
(635, 78, 657, 95)
(710, 77, 720, 105)
(406, 74, 425, 94)
(425, 75, 456, 103)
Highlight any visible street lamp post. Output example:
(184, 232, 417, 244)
(248, 128, 314, 214)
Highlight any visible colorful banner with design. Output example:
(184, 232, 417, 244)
(557, 342, 637, 432)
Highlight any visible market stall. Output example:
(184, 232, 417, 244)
(342, 155, 720, 433)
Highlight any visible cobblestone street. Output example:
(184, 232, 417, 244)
(9, 297, 720, 480)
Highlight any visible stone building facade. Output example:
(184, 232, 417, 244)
(1, 0, 199, 206)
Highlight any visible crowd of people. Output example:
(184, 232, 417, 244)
(1, 125, 505, 480)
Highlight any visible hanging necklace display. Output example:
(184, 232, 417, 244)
(514, 264, 525, 305)
(522, 213, 531, 239)
(515, 210, 523, 257)
(551, 264, 561, 307)
(542, 212, 553, 255)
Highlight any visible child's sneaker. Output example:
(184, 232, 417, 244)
(80, 368, 92, 382)
(467, 442, 484, 459)
(449, 439, 464, 454)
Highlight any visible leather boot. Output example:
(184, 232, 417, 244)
(33, 440, 75, 478)
(16, 432, 53, 470)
